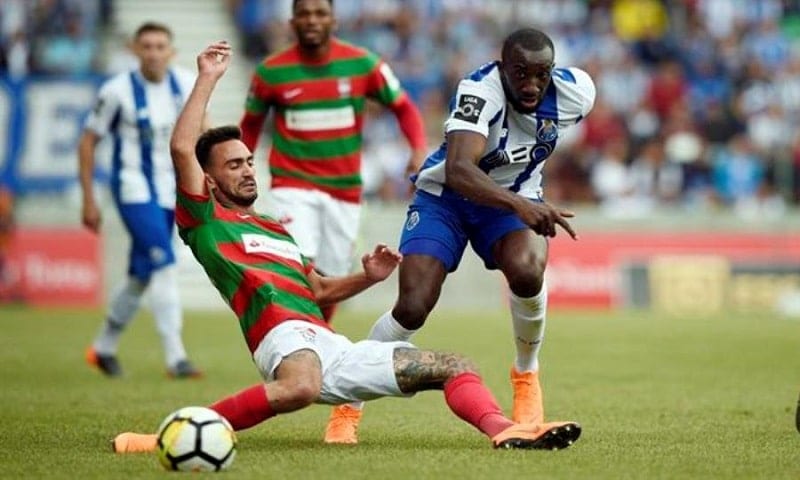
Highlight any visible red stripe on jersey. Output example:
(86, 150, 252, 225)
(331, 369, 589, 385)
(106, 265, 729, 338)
(212, 208, 292, 237)
(272, 76, 370, 105)
(228, 267, 316, 319)
(175, 205, 200, 230)
(269, 150, 361, 177)
(245, 305, 330, 352)
(271, 177, 362, 203)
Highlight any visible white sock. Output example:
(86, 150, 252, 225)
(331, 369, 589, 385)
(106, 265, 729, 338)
(148, 266, 187, 368)
(344, 311, 417, 411)
(510, 282, 547, 373)
(92, 277, 146, 355)
(368, 310, 417, 342)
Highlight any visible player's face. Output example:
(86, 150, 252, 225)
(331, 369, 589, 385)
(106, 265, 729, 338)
(206, 140, 258, 208)
(134, 30, 174, 81)
(291, 0, 336, 49)
(500, 44, 555, 114)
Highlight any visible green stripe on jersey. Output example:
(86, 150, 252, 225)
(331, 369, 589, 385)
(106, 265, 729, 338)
(258, 56, 377, 85)
(270, 167, 361, 188)
(272, 133, 361, 159)
(281, 97, 366, 113)
(245, 95, 269, 114)
(177, 194, 214, 224)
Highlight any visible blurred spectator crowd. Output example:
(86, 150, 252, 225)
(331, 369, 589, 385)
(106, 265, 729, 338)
(3, 0, 800, 216)
(228, 0, 800, 216)
(0, 0, 112, 77)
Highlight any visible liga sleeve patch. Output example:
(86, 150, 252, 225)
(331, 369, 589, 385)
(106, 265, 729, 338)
(453, 94, 486, 124)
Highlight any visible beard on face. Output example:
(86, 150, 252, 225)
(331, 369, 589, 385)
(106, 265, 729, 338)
(214, 183, 257, 208)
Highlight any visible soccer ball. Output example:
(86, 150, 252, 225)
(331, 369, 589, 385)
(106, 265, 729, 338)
(156, 406, 237, 472)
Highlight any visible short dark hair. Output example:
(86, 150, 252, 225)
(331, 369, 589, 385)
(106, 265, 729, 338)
(195, 125, 242, 169)
(134, 21, 173, 41)
(501, 28, 554, 61)
(293, 0, 333, 11)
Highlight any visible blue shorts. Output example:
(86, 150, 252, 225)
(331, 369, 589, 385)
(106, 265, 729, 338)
(115, 201, 176, 282)
(398, 190, 532, 272)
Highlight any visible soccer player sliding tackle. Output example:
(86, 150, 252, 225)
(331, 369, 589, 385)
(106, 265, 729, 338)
(112, 41, 581, 454)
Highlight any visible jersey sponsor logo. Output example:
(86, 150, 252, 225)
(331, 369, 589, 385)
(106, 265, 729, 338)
(242, 233, 303, 263)
(285, 106, 356, 131)
(283, 87, 303, 100)
(405, 211, 420, 231)
(454, 94, 486, 124)
(537, 119, 558, 142)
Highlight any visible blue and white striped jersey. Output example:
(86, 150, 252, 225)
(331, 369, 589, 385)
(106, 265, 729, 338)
(84, 67, 195, 209)
(414, 62, 595, 200)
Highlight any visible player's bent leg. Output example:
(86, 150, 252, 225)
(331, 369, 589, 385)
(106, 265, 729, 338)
(266, 349, 322, 413)
(510, 367, 544, 424)
(492, 421, 581, 450)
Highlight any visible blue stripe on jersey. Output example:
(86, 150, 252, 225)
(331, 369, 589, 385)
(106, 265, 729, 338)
(109, 107, 123, 203)
(467, 61, 498, 81)
(411, 143, 446, 183)
(129, 72, 158, 201)
(553, 68, 576, 84)
(128, 70, 183, 205)
(534, 79, 559, 119)
(510, 82, 559, 193)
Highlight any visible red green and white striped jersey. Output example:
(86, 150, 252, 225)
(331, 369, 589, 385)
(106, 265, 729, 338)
(175, 187, 330, 353)
(242, 38, 406, 203)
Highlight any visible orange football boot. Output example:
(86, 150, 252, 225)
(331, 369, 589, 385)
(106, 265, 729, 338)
(510, 367, 544, 424)
(323, 405, 362, 444)
(492, 421, 581, 450)
(112, 432, 158, 453)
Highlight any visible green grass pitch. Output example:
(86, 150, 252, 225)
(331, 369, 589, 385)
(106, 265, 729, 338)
(1, 305, 798, 479)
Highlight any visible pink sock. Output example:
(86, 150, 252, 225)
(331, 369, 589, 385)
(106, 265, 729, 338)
(209, 384, 275, 431)
(444, 373, 514, 438)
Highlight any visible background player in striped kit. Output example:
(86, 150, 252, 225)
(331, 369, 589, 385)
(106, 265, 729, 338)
(79, 22, 201, 379)
(327, 27, 596, 444)
(238, 0, 427, 326)
(112, 41, 581, 453)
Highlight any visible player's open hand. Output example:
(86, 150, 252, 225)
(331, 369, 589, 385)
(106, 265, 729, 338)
(518, 200, 578, 240)
(197, 41, 231, 79)
(362, 243, 403, 282)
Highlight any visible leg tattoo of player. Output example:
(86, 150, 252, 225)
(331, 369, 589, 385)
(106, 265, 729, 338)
(393, 348, 478, 393)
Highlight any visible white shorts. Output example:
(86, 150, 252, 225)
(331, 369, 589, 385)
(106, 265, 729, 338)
(270, 187, 360, 276)
(252, 321, 416, 405)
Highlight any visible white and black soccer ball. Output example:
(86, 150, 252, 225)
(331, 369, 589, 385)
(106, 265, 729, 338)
(156, 406, 237, 472)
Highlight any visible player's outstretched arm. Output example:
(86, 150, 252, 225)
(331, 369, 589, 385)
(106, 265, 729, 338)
(170, 41, 232, 195)
(308, 244, 402, 306)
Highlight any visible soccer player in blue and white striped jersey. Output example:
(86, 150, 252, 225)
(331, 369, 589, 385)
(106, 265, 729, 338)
(326, 27, 596, 443)
(78, 22, 201, 379)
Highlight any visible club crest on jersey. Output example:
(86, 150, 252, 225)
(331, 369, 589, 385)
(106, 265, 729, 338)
(537, 119, 558, 142)
(338, 78, 352, 98)
(406, 211, 420, 231)
(294, 326, 317, 343)
(454, 95, 486, 124)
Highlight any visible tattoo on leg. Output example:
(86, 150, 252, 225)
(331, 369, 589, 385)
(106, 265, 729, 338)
(393, 348, 478, 393)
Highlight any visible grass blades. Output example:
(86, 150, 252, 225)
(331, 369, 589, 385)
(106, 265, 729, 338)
(1, 306, 799, 479)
